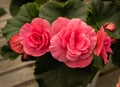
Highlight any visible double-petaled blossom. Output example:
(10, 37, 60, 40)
(10, 18, 51, 57)
(94, 26, 113, 64)
(50, 17, 97, 68)
(19, 18, 51, 57)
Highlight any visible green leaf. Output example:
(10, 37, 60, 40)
(0, 45, 19, 60)
(87, 0, 120, 38)
(39, 1, 64, 23)
(34, 53, 98, 87)
(39, 0, 89, 23)
(2, 3, 39, 42)
(10, 0, 34, 16)
(64, 0, 89, 21)
(111, 39, 120, 67)
(92, 55, 105, 69)
(115, 0, 120, 6)
(35, 0, 48, 5)
(0, 7, 6, 16)
(52, 0, 68, 2)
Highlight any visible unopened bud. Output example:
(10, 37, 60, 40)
(103, 22, 116, 32)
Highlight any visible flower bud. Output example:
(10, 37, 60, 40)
(9, 33, 24, 53)
(103, 22, 116, 32)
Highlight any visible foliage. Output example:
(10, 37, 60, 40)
(111, 39, 120, 66)
(87, 0, 120, 38)
(34, 53, 103, 87)
(39, 0, 88, 23)
(0, 45, 19, 60)
(2, 3, 39, 41)
(10, 0, 34, 16)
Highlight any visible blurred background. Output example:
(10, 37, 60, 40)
(0, 0, 120, 87)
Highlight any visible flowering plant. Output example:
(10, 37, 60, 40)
(1, 0, 120, 87)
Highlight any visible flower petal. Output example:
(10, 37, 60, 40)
(49, 35, 67, 62)
(51, 17, 69, 36)
(94, 27, 105, 56)
(32, 18, 51, 31)
(65, 56, 93, 68)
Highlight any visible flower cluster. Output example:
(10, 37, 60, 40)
(2, 0, 120, 86)
(9, 17, 113, 68)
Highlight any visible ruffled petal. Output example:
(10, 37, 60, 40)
(65, 56, 93, 68)
(94, 27, 105, 56)
(51, 17, 69, 36)
(49, 35, 67, 62)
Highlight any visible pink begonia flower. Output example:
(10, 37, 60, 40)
(50, 17, 97, 68)
(9, 33, 24, 53)
(20, 18, 51, 57)
(94, 26, 113, 64)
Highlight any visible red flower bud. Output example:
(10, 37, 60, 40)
(103, 22, 116, 32)
(9, 33, 24, 53)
